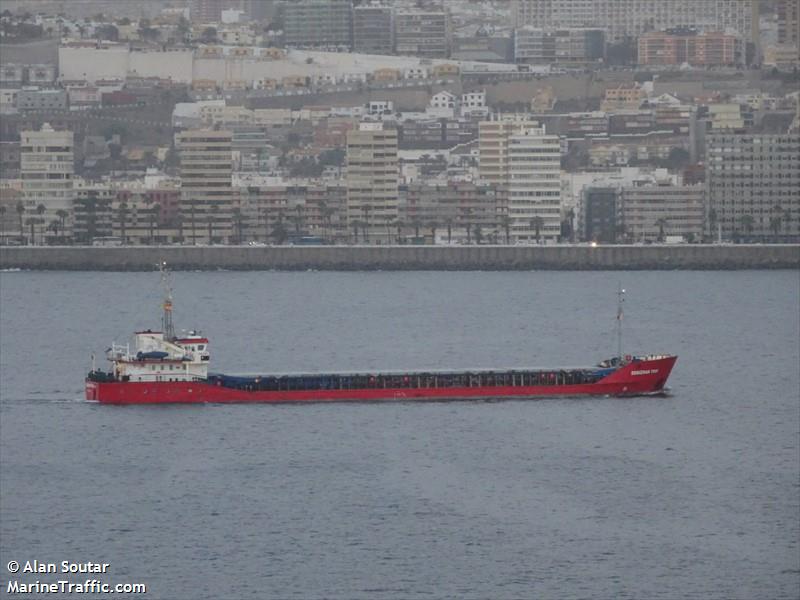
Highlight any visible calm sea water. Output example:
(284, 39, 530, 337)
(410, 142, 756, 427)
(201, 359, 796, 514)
(1, 270, 798, 600)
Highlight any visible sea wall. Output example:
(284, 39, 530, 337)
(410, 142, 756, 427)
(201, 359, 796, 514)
(1, 245, 798, 271)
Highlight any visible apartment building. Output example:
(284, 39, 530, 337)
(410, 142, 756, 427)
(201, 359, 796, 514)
(638, 30, 743, 67)
(777, 0, 800, 48)
(176, 129, 235, 244)
(582, 187, 618, 243)
(620, 183, 705, 243)
(513, 0, 755, 43)
(400, 182, 499, 242)
(190, 0, 237, 23)
(480, 116, 565, 243)
(346, 122, 399, 243)
(514, 27, 605, 65)
(353, 4, 394, 55)
(706, 133, 799, 240)
(238, 180, 347, 243)
(507, 125, 562, 243)
(601, 83, 646, 111)
(478, 116, 540, 188)
(284, 0, 354, 50)
(394, 9, 450, 59)
(20, 123, 74, 243)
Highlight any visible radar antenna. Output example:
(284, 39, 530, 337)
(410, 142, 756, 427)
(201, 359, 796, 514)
(617, 283, 625, 364)
(159, 261, 175, 341)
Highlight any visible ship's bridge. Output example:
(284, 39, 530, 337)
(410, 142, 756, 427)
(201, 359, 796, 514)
(105, 330, 211, 383)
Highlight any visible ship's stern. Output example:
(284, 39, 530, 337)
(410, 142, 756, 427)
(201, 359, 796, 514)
(85, 379, 99, 401)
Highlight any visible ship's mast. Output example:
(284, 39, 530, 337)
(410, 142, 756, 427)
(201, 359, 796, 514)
(160, 261, 175, 341)
(617, 283, 625, 363)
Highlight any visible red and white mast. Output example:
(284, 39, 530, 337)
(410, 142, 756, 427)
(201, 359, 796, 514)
(160, 261, 175, 341)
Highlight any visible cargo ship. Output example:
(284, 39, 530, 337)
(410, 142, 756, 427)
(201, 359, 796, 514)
(85, 268, 676, 405)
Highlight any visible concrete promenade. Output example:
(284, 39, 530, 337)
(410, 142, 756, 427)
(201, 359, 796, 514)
(1, 244, 798, 271)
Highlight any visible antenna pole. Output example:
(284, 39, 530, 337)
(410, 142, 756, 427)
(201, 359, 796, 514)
(160, 261, 175, 341)
(617, 283, 625, 363)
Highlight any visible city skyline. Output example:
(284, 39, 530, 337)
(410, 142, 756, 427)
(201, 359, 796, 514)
(0, 0, 798, 249)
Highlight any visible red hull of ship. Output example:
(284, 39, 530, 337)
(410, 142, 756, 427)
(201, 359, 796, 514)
(86, 356, 676, 405)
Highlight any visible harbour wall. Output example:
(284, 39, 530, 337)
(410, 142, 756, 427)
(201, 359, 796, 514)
(1, 245, 798, 271)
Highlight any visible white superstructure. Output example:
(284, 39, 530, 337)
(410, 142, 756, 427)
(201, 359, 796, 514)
(101, 264, 211, 383)
(106, 332, 210, 383)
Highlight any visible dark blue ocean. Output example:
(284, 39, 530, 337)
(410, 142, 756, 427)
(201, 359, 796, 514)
(1, 270, 798, 599)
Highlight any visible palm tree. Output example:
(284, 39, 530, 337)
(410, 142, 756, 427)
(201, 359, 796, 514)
(769, 204, 783, 238)
(207, 205, 216, 243)
(323, 206, 336, 243)
(56, 209, 68, 244)
(427, 221, 438, 245)
(0, 205, 6, 244)
(287, 214, 299, 238)
(78, 191, 101, 244)
(48, 219, 60, 241)
(563, 208, 576, 243)
(473, 224, 483, 245)
(293, 204, 303, 237)
(615, 223, 627, 244)
(707, 207, 718, 241)
(739, 214, 754, 238)
(530, 216, 544, 245)
(261, 207, 270, 243)
(175, 215, 183, 244)
(117, 202, 128, 244)
(395, 219, 404, 244)
(36, 203, 46, 245)
(233, 207, 245, 244)
(317, 200, 328, 240)
(189, 200, 197, 245)
(26, 218, 36, 245)
(769, 215, 782, 237)
(271, 215, 288, 245)
(147, 202, 158, 244)
(411, 219, 421, 243)
(654, 218, 669, 243)
(461, 206, 473, 244)
(322, 204, 336, 244)
(445, 217, 453, 244)
(500, 214, 511, 245)
(16, 201, 25, 244)
(384, 217, 393, 244)
(361, 204, 371, 244)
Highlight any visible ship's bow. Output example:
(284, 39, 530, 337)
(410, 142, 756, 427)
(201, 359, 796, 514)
(600, 355, 677, 395)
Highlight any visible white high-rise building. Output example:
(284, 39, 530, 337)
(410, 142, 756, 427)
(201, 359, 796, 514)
(507, 125, 562, 243)
(478, 115, 540, 189)
(20, 123, 74, 243)
(479, 115, 562, 243)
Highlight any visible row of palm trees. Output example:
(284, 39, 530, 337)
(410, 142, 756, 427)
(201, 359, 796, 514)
(9, 199, 795, 246)
(0, 202, 71, 245)
(342, 215, 549, 245)
(707, 205, 794, 241)
(1, 199, 554, 246)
